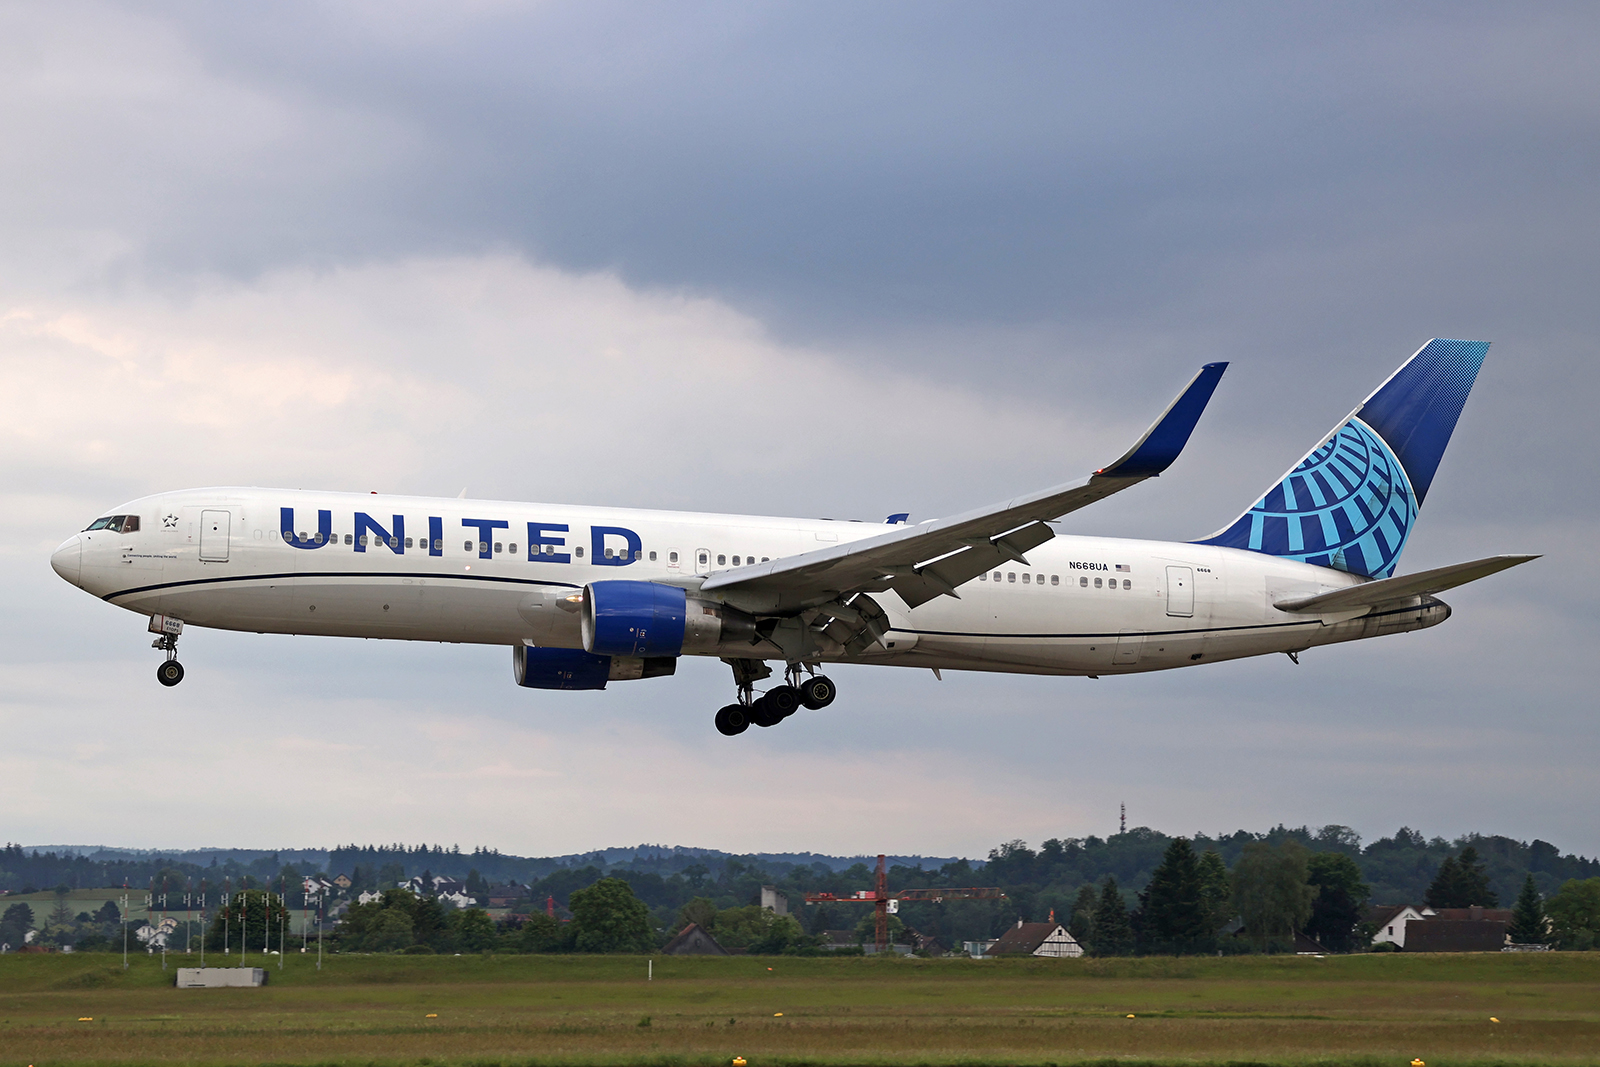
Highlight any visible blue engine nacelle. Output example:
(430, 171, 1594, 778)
(512, 645, 676, 690)
(581, 580, 688, 656)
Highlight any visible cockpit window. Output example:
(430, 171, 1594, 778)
(83, 515, 140, 533)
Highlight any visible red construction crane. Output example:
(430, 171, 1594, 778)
(803, 855, 1008, 954)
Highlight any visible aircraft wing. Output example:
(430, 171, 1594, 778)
(701, 362, 1228, 614)
(1274, 554, 1539, 615)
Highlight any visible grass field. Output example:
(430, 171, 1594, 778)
(1, 951, 1596, 1066)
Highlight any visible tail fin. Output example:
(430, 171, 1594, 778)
(1197, 339, 1489, 578)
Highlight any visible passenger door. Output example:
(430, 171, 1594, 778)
(1165, 566, 1193, 617)
(199, 510, 231, 562)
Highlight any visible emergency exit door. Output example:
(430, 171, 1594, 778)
(199, 510, 231, 562)
(1165, 566, 1193, 617)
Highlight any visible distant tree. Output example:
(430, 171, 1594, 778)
(674, 896, 718, 935)
(1090, 877, 1133, 957)
(368, 909, 415, 952)
(1545, 878, 1600, 951)
(205, 890, 289, 951)
(1142, 838, 1210, 952)
(517, 912, 569, 953)
(0, 902, 33, 948)
(1426, 846, 1498, 908)
(1303, 852, 1369, 952)
(1197, 851, 1232, 934)
(465, 869, 489, 899)
(449, 907, 496, 952)
(1067, 885, 1098, 947)
(1424, 855, 1462, 909)
(50, 887, 74, 928)
(1507, 875, 1548, 945)
(94, 900, 121, 925)
(850, 911, 906, 948)
(568, 877, 655, 953)
(378, 863, 405, 889)
(1232, 841, 1315, 950)
(1455, 847, 1497, 906)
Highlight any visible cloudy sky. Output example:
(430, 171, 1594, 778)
(3, 1, 1596, 861)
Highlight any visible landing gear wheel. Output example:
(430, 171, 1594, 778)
(714, 704, 749, 736)
(157, 660, 185, 687)
(749, 695, 781, 728)
(766, 685, 801, 718)
(799, 675, 836, 709)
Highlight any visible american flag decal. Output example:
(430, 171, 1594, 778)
(1115, 564, 1130, 572)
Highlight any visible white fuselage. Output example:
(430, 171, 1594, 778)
(52, 487, 1449, 677)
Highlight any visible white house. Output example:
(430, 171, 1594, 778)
(1368, 905, 1428, 948)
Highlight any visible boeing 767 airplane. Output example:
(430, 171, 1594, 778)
(52, 339, 1533, 735)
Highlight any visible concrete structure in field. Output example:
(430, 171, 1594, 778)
(176, 967, 268, 988)
(760, 885, 789, 916)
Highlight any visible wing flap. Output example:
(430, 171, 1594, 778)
(1274, 554, 1539, 614)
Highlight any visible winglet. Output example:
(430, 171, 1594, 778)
(1096, 362, 1228, 478)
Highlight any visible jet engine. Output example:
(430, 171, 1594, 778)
(580, 580, 757, 657)
(512, 645, 675, 690)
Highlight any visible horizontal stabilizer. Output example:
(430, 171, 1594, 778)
(1274, 554, 1538, 614)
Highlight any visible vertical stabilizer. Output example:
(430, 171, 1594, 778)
(1197, 339, 1489, 578)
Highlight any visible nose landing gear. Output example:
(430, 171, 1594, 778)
(149, 614, 185, 687)
(714, 659, 835, 736)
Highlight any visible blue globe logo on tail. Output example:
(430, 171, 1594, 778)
(1207, 417, 1415, 577)
(1196, 338, 1487, 579)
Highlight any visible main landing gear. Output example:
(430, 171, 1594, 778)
(714, 660, 836, 736)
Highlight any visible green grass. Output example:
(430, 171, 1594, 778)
(1, 951, 1596, 1066)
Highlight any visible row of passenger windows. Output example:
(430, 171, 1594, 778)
(980, 571, 1133, 590)
(704, 552, 770, 567)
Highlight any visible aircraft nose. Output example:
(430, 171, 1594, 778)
(51, 534, 83, 587)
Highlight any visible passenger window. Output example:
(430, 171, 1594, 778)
(433, 539, 442, 550)
(1051, 575, 1059, 586)
(463, 540, 473, 551)
(1007, 572, 1016, 583)
(979, 573, 987, 581)
(509, 543, 517, 554)
(404, 537, 413, 548)
(1123, 579, 1132, 590)
(649, 551, 658, 562)
(671, 551, 681, 564)
(576, 546, 584, 558)
(1080, 576, 1088, 587)
(478, 541, 488, 553)
(761, 556, 770, 562)
(994, 572, 1001, 581)
(605, 547, 614, 558)
(494, 542, 503, 553)
(717, 554, 726, 565)
(1022, 573, 1030, 584)
(698, 552, 707, 566)
(283, 531, 294, 542)
(389, 537, 399, 549)
(732, 555, 741, 565)
(1094, 577, 1102, 588)
(359, 535, 369, 546)
(345, 534, 353, 545)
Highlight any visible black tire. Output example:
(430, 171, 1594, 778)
(750, 695, 781, 727)
(800, 675, 836, 709)
(714, 704, 749, 736)
(157, 660, 185, 687)
(766, 685, 801, 718)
